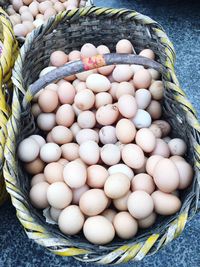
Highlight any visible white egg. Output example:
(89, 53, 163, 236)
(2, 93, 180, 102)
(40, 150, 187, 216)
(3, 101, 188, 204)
(131, 109, 152, 129)
(108, 164, 134, 181)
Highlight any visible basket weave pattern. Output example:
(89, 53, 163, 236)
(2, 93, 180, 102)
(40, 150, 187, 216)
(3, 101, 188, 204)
(3, 7, 200, 264)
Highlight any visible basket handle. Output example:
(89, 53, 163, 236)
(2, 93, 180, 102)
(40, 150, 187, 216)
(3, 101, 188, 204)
(22, 53, 165, 109)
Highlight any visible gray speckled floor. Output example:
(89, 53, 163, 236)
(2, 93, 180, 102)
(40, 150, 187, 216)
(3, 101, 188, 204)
(0, 0, 200, 266)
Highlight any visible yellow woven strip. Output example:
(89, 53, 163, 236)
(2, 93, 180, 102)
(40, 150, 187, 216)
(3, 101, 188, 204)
(165, 81, 185, 96)
(52, 248, 90, 256)
(134, 234, 159, 261)
(97, 245, 130, 264)
(116, 243, 143, 264)
(175, 94, 197, 116)
(175, 212, 188, 238)
(19, 219, 46, 232)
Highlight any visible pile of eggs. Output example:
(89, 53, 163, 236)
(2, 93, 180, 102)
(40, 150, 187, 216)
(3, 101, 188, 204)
(7, 0, 85, 37)
(18, 39, 193, 245)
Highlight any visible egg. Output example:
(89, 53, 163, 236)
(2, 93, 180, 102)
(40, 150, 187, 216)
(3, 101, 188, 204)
(146, 155, 163, 176)
(56, 104, 75, 127)
(133, 69, 152, 89)
(133, 156, 147, 174)
(12, 0, 23, 12)
(87, 165, 109, 188)
(44, 162, 64, 183)
(99, 126, 117, 144)
(149, 81, 164, 100)
(7, 5, 16, 15)
(51, 126, 73, 145)
(57, 158, 69, 166)
(131, 173, 155, 194)
(44, 7, 57, 20)
(76, 129, 99, 145)
(76, 70, 97, 82)
(163, 136, 171, 144)
(25, 158, 45, 174)
(131, 109, 152, 129)
(18, 138, 40, 162)
(79, 141, 100, 165)
(168, 138, 187, 156)
(170, 155, 186, 162)
(112, 65, 133, 82)
(39, 1, 53, 14)
(135, 128, 156, 152)
(148, 68, 160, 80)
(97, 45, 110, 54)
(47, 182, 72, 209)
(151, 191, 181, 215)
(95, 92, 113, 109)
(29, 182, 49, 209)
(75, 81, 87, 92)
(33, 18, 44, 28)
(68, 50, 81, 61)
(77, 111, 96, 129)
(139, 49, 155, 60)
(127, 190, 154, 219)
(31, 173, 46, 187)
(74, 89, 95, 110)
(57, 81, 76, 104)
(118, 94, 137, 118)
(40, 143, 61, 163)
(21, 11, 34, 22)
(70, 122, 81, 137)
(61, 143, 79, 161)
(138, 212, 157, 228)
(80, 43, 97, 57)
(108, 82, 118, 100)
(135, 89, 151, 109)
(101, 144, 121, 165)
(116, 119, 136, 144)
(153, 120, 171, 137)
(72, 184, 90, 205)
(39, 66, 56, 77)
(58, 205, 85, 235)
(151, 138, 170, 157)
(50, 50, 68, 67)
(113, 212, 138, 239)
(108, 164, 134, 181)
(38, 89, 58, 112)
(22, 21, 34, 32)
(63, 161, 87, 188)
(50, 207, 62, 222)
(116, 39, 134, 53)
(149, 124, 162, 138)
(29, 1, 39, 17)
(113, 190, 131, 211)
(101, 209, 117, 223)
(153, 158, 180, 193)
(130, 64, 144, 74)
(37, 113, 56, 131)
(96, 104, 119, 125)
(72, 103, 82, 116)
(79, 189, 109, 216)
(86, 74, 111, 93)
(10, 14, 21, 26)
(104, 173, 130, 199)
(173, 161, 193, 189)
(146, 100, 162, 120)
(14, 24, 28, 37)
(115, 81, 135, 99)
(46, 132, 54, 143)
(122, 144, 145, 169)
(83, 216, 115, 245)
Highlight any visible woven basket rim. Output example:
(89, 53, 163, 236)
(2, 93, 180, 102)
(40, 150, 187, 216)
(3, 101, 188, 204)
(3, 6, 200, 264)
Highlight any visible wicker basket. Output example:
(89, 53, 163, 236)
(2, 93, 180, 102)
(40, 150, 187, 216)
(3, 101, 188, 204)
(3, 7, 200, 264)
(0, 7, 18, 205)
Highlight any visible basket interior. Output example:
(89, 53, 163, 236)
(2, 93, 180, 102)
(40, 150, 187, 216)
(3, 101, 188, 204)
(13, 10, 197, 253)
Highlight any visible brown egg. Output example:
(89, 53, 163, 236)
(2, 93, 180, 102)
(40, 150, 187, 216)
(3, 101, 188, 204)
(29, 182, 49, 209)
(149, 124, 162, 138)
(31, 173, 46, 187)
(149, 81, 164, 100)
(75, 82, 87, 92)
(173, 161, 193, 189)
(151, 138, 170, 157)
(148, 68, 160, 80)
(112, 65, 133, 82)
(108, 82, 118, 100)
(113, 190, 131, 211)
(114, 212, 138, 239)
(146, 100, 162, 120)
(153, 158, 180, 193)
(135, 128, 156, 153)
(38, 89, 58, 112)
(138, 212, 157, 228)
(127, 191, 154, 219)
(97, 45, 110, 54)
(39, 1, 53, 14)
(23, 0, 33, 4)
(57, 158, 69, 166)
(46, 131, 54, 142)
(118, 94, 138, 118)
(77, 111, 96, 129)
(116, 81, 135, 99)
(74, 89, 95, 111)
(79, 189, 109, 216)
(133, 156, 147, 175)
(54, 1, 65, 12)
(61, 143, 79, 161)
(153, 120, 171, 137)
(95, 92, 113, 109)
(72, 184, 89, 205)
(151, 190, 181, 215)
(68, 50, 81, 61)
(25, 158, 45, 174)
(170, 155, 186, 162)
(80, 43, 97, 57)
(56, 104, 75, 127)
(50, 50, 68, 67)
(133, 69, 152, 89)
(139, 49, 155, 60)
(51, 126, 73, 145)
(96, 104, 119, 125)
(87, 165, 109, 188)
(146, 155, 163, 176)
(116, 119, 136, 144)
(131, 173, 155, 194)
(44, 162, 64, 183)
(116, 39, 134, 53)
(101, 209, 117, 223)
(122, 144, 145, 169)
(31, 103, 41, 117)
